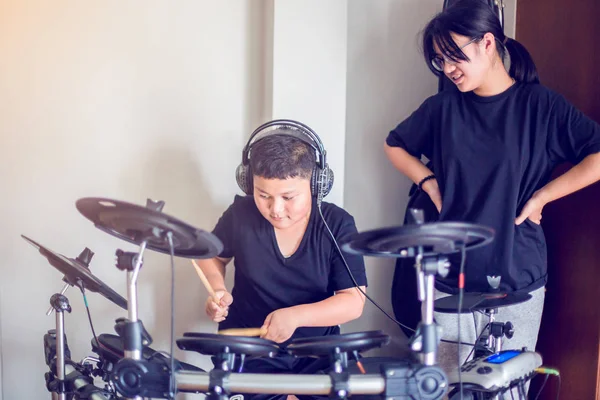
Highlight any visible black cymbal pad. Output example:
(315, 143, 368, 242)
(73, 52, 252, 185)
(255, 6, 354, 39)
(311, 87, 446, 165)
(22, 235, 127, 310)
(341, 222, 494, 258)
(434, 292, 533, 314)
(76, 197, 223, 259)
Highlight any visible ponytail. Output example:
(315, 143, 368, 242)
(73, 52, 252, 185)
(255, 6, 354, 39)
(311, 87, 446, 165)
(504, 37, 540, 84)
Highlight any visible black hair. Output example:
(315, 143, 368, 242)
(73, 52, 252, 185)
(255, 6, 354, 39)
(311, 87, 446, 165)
(250, 134, 315, 180)
(422, 0, 539, 83)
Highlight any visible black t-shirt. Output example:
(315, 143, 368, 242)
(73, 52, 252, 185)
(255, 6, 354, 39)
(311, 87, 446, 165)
(387, 83, 600, 294)
(212, 195, 367, 342)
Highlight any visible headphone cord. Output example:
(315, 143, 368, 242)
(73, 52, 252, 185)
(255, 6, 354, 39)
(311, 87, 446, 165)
(317, 204, 474, 347)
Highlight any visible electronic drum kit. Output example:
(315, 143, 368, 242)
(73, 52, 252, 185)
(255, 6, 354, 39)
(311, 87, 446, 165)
(23, 198, 543, 400)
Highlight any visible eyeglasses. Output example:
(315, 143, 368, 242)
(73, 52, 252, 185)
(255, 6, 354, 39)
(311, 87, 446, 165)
(430, 37, 480, 72)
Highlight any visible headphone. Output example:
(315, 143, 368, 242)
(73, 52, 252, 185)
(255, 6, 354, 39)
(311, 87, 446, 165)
(235, 119, 334, 203)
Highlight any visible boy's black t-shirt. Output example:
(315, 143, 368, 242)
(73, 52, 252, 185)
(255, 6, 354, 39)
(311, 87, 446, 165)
(212, 195, 367, 342)
(387, 83, 600, 294)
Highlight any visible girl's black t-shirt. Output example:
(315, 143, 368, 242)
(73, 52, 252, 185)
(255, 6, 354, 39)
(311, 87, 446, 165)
(387, 82, 600, 294)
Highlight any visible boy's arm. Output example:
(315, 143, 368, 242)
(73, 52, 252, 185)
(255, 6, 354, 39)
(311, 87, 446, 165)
(261, 286, 366, 343)
(196, 256, 231, 292)
(197, 257, 233, 321)
(294, 286, 366, 325)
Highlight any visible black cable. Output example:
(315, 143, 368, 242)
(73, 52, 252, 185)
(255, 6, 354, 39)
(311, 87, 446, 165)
(151, 350, 173, 359)
(463, 322, 489, 364)
(149, 350, 174, 367)
(166, 232, 176, 399)
(81, 281, 136, 368)
(519, 381, 527, 399)
(80, 282, 128, 400)
(317, 206, 403, 323)
(318, 205, 476, 348)
(463, 313, 480, 363)
(457, 244, 466, 400)
(556, 374, 561, 400)
(79, 284, 100, 351)
(533, 374, 550, 400)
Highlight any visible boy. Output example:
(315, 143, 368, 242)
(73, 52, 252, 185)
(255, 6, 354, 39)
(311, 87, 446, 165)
(196, 121, 367, 393)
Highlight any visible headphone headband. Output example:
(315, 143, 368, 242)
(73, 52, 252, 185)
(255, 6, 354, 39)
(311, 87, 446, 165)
(241, 119, 327, 169)
(236, 119, 334, 201)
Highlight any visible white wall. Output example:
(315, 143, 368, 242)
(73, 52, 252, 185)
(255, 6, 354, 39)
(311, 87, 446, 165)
(270, 0, 348, 205)
(342, 0, 442, 356)
(505, 0, 517, 37)
(0, 2, 263, 399)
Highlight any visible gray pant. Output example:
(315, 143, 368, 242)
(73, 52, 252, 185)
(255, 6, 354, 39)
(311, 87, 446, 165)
(433, 286, 545, 398)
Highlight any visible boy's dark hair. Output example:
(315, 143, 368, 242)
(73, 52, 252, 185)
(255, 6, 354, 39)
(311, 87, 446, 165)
(249, 134, 316, 180)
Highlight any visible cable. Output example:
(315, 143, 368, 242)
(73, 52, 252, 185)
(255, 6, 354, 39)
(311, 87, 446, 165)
(79, 284, 100, 351)
(237, 354, 246, 373)
(534, 367, 560, 400)
(463, 314, 480, 363)
(519, 382, 526, 399)
(79, 284, 126, 365)
(167, 232, 176, 400)
(318, 205, 476, 348)
(457, 244, 466, 400)
(533, 374, 550, 400)
(317, 206, 401, 322)
(463, 323, 489, 364)
(149, 350, 176, 371)
(349, 350, 367, 374)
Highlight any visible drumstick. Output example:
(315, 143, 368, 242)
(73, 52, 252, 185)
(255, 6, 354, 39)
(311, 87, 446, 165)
(217, 327, 267, 337)
(191, 259, 216, 298)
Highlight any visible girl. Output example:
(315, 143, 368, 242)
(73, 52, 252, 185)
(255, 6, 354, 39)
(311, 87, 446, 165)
(384, 0, 600, 395)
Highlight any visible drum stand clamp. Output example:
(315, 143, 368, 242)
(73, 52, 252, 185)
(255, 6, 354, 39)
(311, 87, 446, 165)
(328, 370, 350, 399)
(381, 362, 447, 400)
(206, 369, 231, 400)
(44, 292, 111, 400)
(474, 308, 515, 358)
(410, 253, 450, 367)
(45, 293, 72, 399)
(112, 358, 172, 399)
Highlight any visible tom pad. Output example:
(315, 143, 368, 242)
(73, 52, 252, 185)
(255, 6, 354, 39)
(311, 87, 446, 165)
(286, 330, 390, 357)
(178, 332, 280, 357)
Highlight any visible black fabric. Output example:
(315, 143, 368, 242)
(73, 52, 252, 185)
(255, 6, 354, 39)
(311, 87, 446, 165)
(387, 83, 600, 294)
(212, 195, 367, 343)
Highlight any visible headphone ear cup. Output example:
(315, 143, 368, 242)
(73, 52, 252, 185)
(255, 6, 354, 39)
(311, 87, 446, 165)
(312, 165, 334, 199)
(322, 165, 334, 198)
(236, 164, 253, 195)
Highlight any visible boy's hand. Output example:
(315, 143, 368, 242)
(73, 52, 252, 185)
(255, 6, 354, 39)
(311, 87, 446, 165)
(261, 308, 300, 343)
(205, 290, 233, 323)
